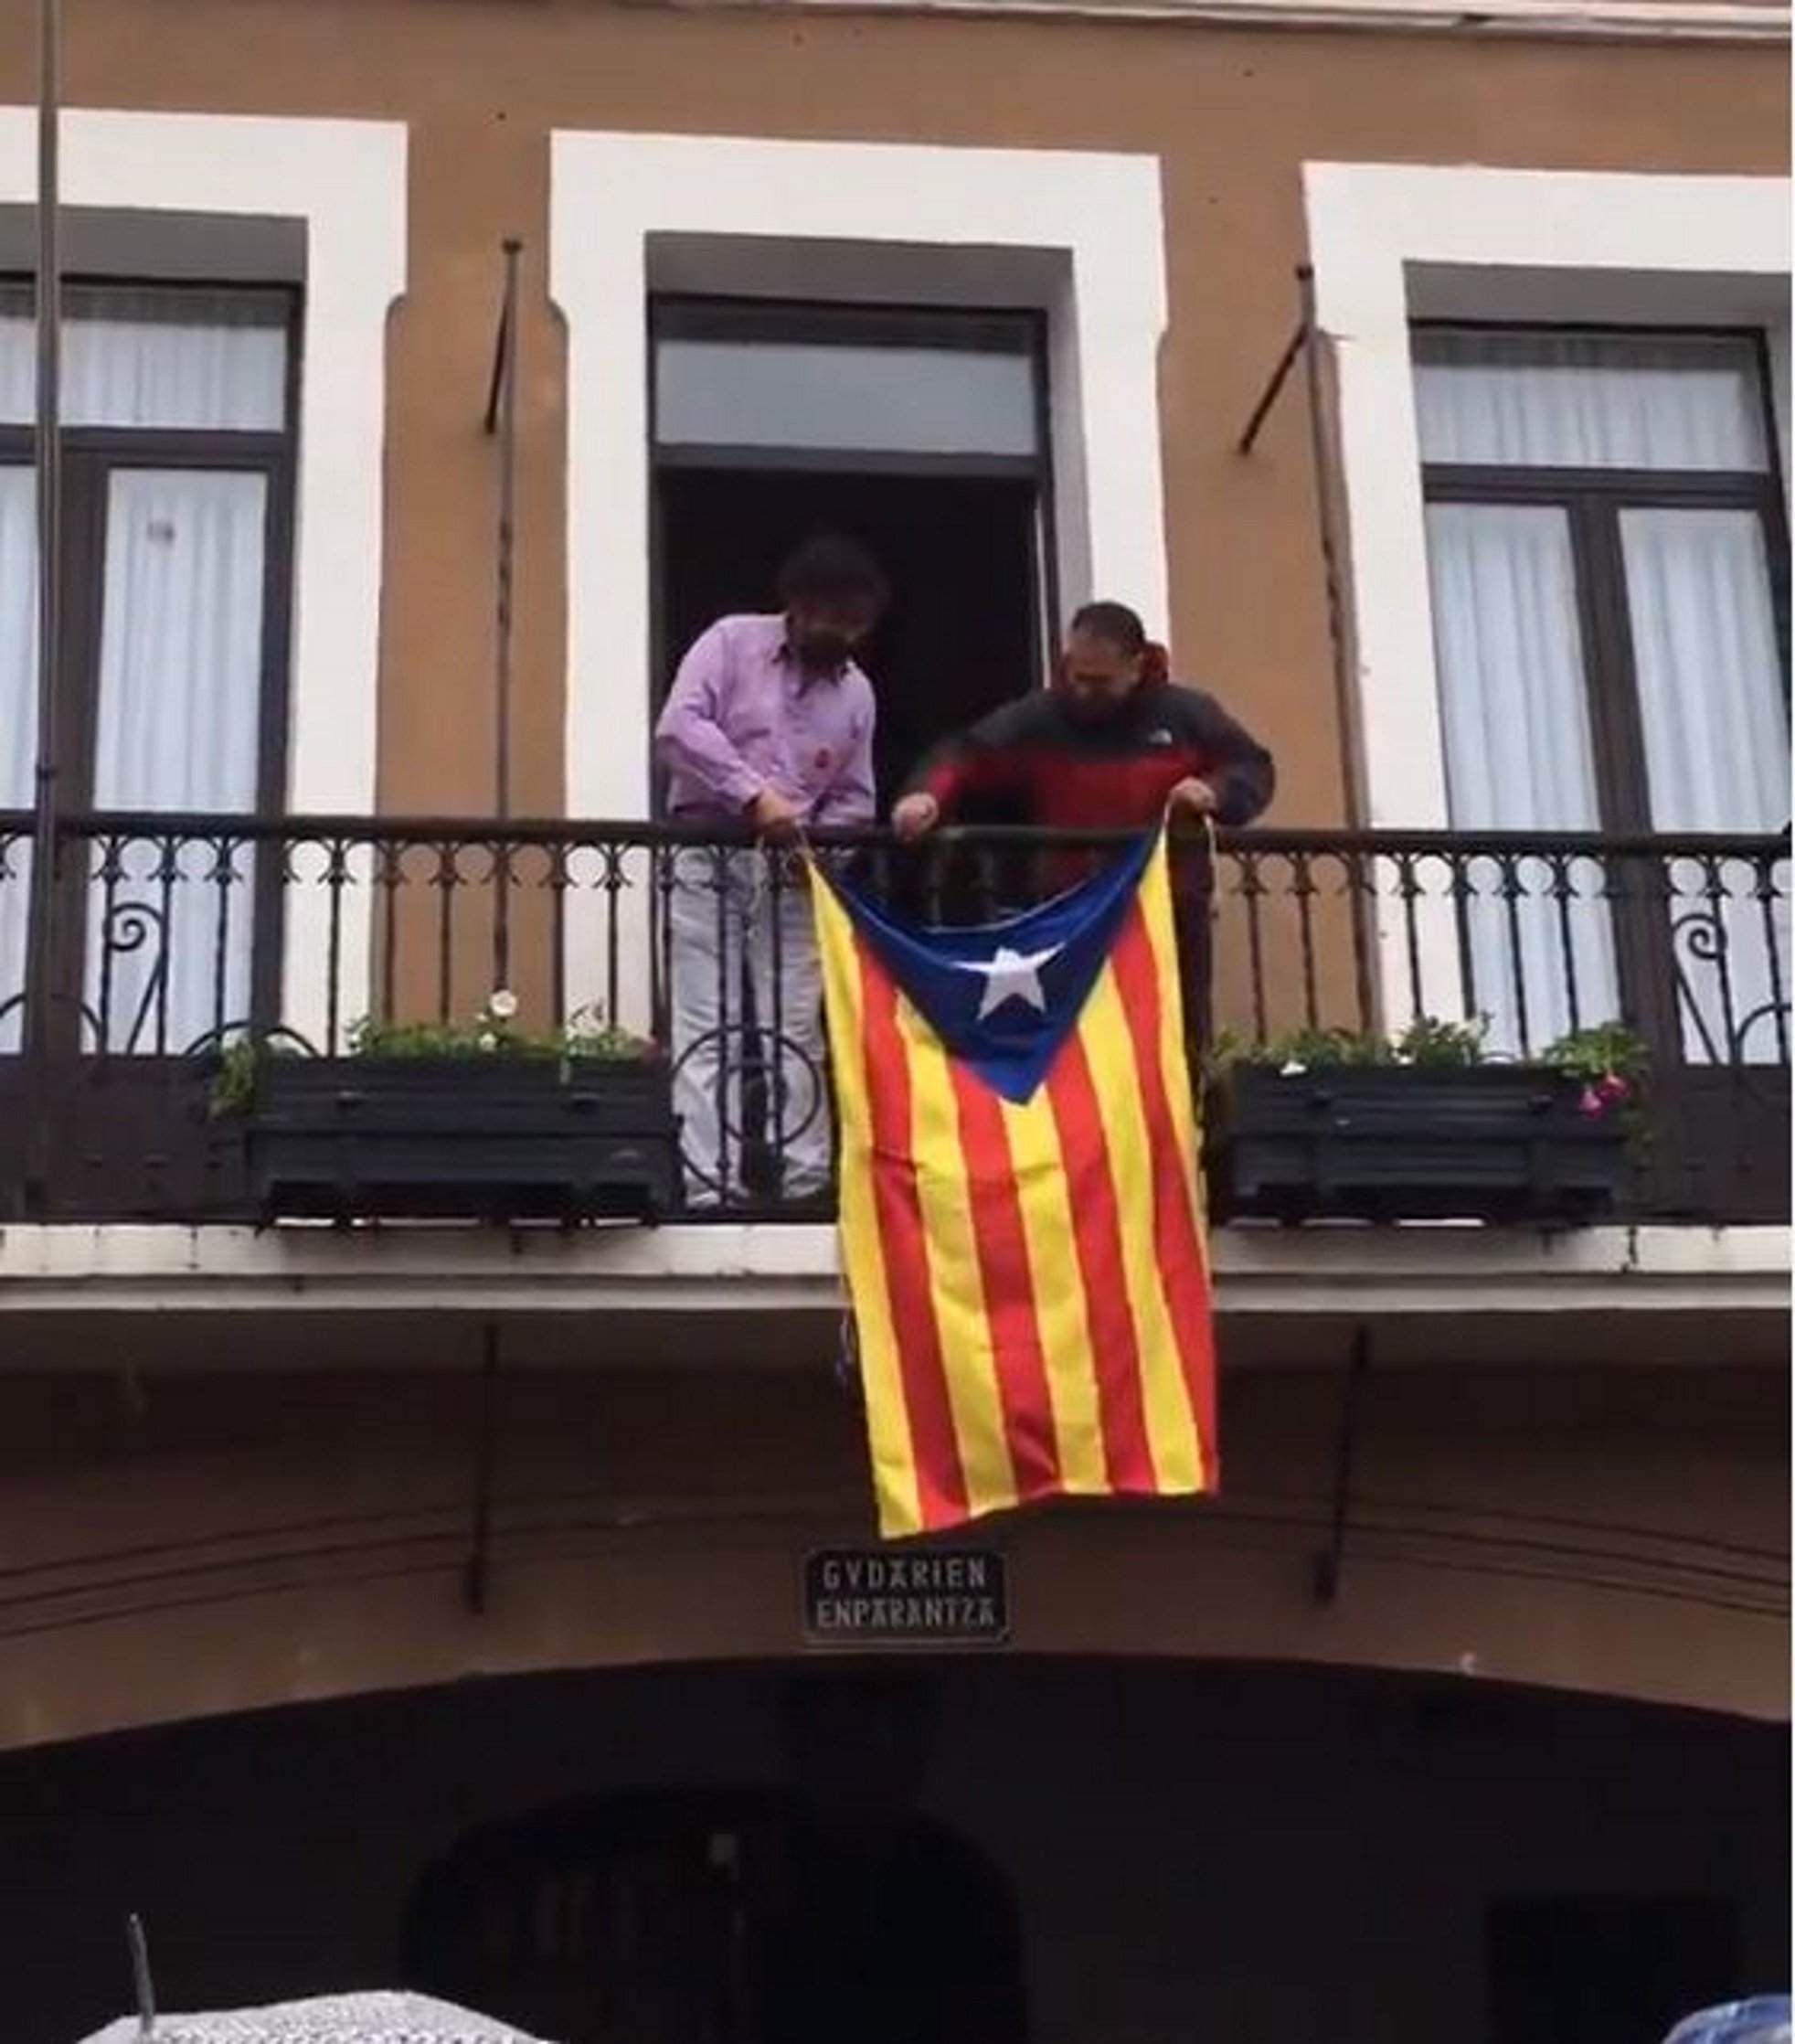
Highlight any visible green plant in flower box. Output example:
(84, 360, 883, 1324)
(210, 989, 653, 1117)
(1208, 1013, 1649, 1131)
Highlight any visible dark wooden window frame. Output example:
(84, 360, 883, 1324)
(1416, 321, 1791, 1069)
(2, 279, 302, 1045)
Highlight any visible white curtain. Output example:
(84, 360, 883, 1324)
(1415, 332, 1767, 474)
(1424, 501, 1620, 1053)
(1420, 328, 1788, 1067)
(1623, 507, 1791, 1063)
(0, 466, 35, 1053)
(87, 469, 268, 1053)
(0, 286, 286, 432)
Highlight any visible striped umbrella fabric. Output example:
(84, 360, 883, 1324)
(78, 1991, 547, 2044)
(1664, 1999, 1792, 2044)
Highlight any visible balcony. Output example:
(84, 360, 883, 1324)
(0, 810, 1786, 1232)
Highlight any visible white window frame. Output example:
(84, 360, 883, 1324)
(551, 131, 1170, 824)
(1301, 164, 1790, 1026)
(0, 109, 407, 1041)
(1303, 162, 1790, 833)
(550, 131, 1169, 1027)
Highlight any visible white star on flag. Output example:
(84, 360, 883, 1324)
(954, 942, 1064, 1021)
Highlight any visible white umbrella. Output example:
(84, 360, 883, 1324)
(77, 1991, 551, 2044)
(1664, 2002, 1792, 2044)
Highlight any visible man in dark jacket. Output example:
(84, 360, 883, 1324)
(892, 600, 1273, 841)
(889, 599, 1275, 1049)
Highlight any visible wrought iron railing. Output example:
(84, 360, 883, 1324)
(0, 810, 1786, 1225)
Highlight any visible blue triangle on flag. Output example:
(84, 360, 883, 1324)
(825, 831, 1157, 1104)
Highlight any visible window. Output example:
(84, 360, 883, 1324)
(1417, 327, 1790, 1063)
(0, 284, 296, 1053)
(653, 303, 1043, 465)
(649, 298, 1056, 809)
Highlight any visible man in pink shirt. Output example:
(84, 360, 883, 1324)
(655, 535, 887, 1208)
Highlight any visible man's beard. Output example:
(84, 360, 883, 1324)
(794, 633, 852, 674)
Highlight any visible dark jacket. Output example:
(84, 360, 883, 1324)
(908, 659, 1275, 835)
(908, 655, 1273, 1053)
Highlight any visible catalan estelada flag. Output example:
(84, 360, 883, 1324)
(811, 826, 1217, 1539)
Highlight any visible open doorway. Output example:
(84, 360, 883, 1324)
(406, 1786, 1030, 2044)
(657, 468, 1042, 805)
(650, 298, 1055, 810)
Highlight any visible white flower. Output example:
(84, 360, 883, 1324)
(1280, 1059, 1307, 1077)
(477, 1031, 498, 1052)
(487, 988, 518, 1021)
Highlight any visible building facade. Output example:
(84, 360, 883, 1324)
(0, 0, 1788, 2039)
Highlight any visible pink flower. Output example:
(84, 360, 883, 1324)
(1577, 1085, 1605, 1118)
(1598, 1071, 1630, 1103)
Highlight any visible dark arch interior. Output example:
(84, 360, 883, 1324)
(405, 1782, 1028, 2044)
(654, 466, 1045, 809)
(5, 1659, 1785, 2044)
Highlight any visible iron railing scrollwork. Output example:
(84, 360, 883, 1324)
(0, 809, 1785, 1225)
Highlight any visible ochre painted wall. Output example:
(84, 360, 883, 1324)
(0, 6, 1783, 1755)
(0, 1357, 1783, 1750)
(0, 0, 1780, 828)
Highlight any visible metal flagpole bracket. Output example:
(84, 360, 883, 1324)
(484, 239, 523, 992)
(1312, 1325, 1371, 1607)
(462, 1322, 503, 1614)
(1236, 262, 1312, 457)
(24, 0, 64, 1205)
(1237, 261, 1372, 849)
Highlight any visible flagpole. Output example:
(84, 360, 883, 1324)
(25, 0, 62, 1058)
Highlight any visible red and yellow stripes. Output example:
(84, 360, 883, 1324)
(813, 833, 1217, 1539)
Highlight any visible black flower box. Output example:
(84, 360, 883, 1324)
(244, 1055, 678, 1224)
(1206, 1064, 1631, 1225)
